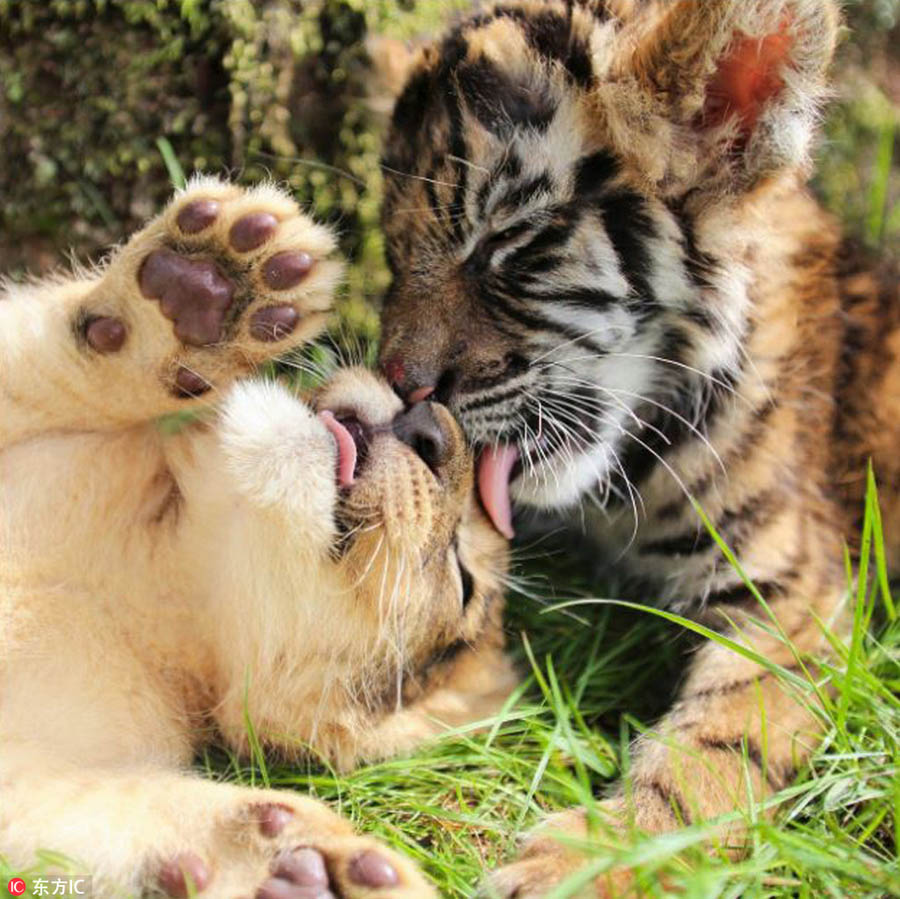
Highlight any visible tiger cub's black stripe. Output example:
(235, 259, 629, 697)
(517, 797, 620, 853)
(642, 489, 780, 558)
(697, 736, 791, 792)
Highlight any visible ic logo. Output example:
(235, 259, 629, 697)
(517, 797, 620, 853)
(7, 879, 26, 896)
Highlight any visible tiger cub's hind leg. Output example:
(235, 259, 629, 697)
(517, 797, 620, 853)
(0, 177, 341, 445)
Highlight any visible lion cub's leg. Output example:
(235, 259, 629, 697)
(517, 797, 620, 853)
(0, 176, 341, 446)
(3, 557, 431, 899)
(1, 745, 433, 899)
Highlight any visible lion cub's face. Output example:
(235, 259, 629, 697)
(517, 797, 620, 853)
(312, 369, 508, 716)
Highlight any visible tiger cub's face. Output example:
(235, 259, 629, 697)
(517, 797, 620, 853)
(378, 0, 837, 535)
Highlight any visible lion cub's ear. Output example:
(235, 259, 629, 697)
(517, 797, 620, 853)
(611, 0, 840, 194)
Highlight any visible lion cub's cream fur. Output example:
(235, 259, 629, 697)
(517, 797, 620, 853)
(0, 179, 514, 898)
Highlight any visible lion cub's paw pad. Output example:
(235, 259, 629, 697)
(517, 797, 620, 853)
(258, 848, 332, 899)
(85, 316, 128, 354)
(262, 252, 314, 292)
(250, 304, 301, 343)
(139, 199, 316, 351)
(229, 212, 278, 252)
(76, 181, 337, 407)
(113, 185, 339, 397)
(257, 847, 399, 899)
(139, 249, 236, 348)
(177, 200, 221, 234)
(252, 802, 296, 838)
(156, 852, 212, 898)
(153, 800, 422, 899)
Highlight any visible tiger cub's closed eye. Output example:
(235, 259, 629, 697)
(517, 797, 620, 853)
(466, 222, 533, 271)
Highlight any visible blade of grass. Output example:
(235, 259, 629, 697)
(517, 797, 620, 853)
(867, 465, 896, 620)
(157, 136, 187, 190)
(242, 670, 270, 789)
(838, 466, 875, 731)
(866, 122, 895, 247)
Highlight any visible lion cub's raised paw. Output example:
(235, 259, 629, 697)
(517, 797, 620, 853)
(147, 790, 434, 899)
(80, 177, 341, 402)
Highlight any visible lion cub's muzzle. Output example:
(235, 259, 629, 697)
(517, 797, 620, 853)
(315, 369, 473, 545)
(391, 402, 451, 474)
(316, 369, 472, 500)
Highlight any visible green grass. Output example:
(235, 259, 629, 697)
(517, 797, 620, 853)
(194, 479, 900, 898)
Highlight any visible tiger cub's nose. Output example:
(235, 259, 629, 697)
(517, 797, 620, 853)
(383, 355, 436, 403)
(392, 403, 451, 473)
(381, 354, 460, 405)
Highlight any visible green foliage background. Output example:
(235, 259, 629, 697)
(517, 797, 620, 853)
(1, 0, 897, 343)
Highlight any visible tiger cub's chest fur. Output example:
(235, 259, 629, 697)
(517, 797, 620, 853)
(585, 193, 900, 611)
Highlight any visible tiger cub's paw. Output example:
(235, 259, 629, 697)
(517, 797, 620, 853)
(150, 790, 435, 899)
(81, 177, 341, 401)
(484, 807, 632, 899)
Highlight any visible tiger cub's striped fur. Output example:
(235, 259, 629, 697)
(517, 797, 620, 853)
(375, 0, 899, 895)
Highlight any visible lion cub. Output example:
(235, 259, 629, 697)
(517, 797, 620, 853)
(0, 179, 514, 899)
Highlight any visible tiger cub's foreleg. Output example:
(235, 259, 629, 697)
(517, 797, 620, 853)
(0, 177, 340, 447)
(488, 572, 844, 898)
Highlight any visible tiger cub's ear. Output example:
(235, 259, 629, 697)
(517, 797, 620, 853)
(610, 0, 840, 196)
(365, 35, 424, 118)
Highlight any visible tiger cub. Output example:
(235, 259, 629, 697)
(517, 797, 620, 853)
(0, 179, 515, 899)
(375, 0, 899, 895)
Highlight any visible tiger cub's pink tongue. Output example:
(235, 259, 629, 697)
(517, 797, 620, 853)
(477, 445, 520, 539)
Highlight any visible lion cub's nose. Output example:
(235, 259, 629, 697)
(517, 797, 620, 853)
(392, 403, 451, 473)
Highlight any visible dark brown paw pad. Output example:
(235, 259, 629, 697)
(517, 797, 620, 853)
(174, 366, 212, 398)
(256, 848, 400, 899)
(177, 200, 220, 235)
(263, 252, 314, 290)
(250, 306, 300, 342)
(85, 316, 127, 354)
(230, 213, 279, 253)
(140, 249, 235, 347)
(157, 852, 211, 898)
(348, 851, 400, 889)
(257, 848, 333, 899)
(255, 803, 295, 839)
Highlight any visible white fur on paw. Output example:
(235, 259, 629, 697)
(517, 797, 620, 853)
(218, 380, 336, 512)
